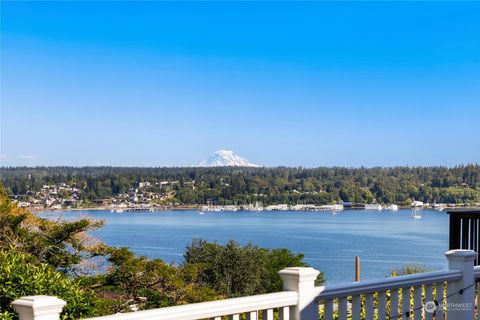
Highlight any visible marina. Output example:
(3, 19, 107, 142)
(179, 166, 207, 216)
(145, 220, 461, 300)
(194, 201, 454, 213)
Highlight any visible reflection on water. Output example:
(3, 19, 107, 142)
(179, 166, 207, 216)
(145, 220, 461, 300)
(39, 209, 449, 284)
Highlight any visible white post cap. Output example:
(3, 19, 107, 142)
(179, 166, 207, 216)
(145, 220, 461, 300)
(12, 296, 66, 320)
(278, 267, 320, 283)
(445, 249, 477, 261)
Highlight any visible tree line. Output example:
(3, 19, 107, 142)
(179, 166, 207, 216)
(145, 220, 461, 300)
(1, 165, 479, 205)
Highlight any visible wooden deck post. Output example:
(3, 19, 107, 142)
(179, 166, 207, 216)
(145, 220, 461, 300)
(278, 267, 320, 320)
(355, 256, 360, 282)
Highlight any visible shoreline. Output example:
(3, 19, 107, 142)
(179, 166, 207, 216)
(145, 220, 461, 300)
(32, 205, 201, 212)
(32, 205, 480, 213)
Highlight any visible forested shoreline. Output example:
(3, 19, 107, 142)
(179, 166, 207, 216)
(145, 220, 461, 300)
(1, 165, 479, 206)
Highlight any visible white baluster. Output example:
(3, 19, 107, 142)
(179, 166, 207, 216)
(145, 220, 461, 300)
(435, 282, 444, 320)
(402, 287, 410, 320)
(351, 295, 361, 320)
(425, 284, 434, 320)
(446, 280, 456, 320)
(477, 282, 480, 320)
(414, 286, 422, 320)
(378, 291, 387, 320)
(324, 300, 333, 320)
(246, 311, 258, 320)
(262, 309, 273, 320)
(338, 297, 348, 320)
(390, 289, 399, 319)
(213, 317, 222, 320)
(278, 307, 289, 320)
(365, 293, 374, 320)
(229, 314, 240, 320)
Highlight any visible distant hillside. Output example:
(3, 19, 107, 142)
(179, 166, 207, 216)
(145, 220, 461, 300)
(1, 165, 479, 206)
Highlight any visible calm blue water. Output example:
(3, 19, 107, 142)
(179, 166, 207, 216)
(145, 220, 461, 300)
(39, 209, 449, 284)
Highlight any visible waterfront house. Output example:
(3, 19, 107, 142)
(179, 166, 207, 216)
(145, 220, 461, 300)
(412, 200, 424, 207)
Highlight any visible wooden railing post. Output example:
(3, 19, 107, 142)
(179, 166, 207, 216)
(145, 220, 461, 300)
(278, 267, 320, 320)
(445, 249, 476, 320)
(12, 296, 66, 320)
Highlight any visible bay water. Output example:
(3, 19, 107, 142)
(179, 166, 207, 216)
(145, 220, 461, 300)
(40, 209, 448, 284)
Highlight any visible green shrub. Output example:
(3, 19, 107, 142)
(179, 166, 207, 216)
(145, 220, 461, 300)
(0, 249, 96, 320)
(183, 239, 324, 297)
(390, 264, 430, 277)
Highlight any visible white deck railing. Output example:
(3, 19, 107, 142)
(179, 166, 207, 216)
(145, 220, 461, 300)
(11, 250, 478, 320)
(473, 265, 480, 279)
(316, 269, 463, 320)
(84, 291, 298, 320)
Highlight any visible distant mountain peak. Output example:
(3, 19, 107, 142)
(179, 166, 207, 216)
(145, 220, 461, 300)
(199, 150, 259, 167)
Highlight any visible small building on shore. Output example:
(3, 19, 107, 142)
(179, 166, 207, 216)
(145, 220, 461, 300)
(412, 200, 424, 207)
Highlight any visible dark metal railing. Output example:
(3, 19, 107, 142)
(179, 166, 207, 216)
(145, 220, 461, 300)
(448, 209, 480, 265)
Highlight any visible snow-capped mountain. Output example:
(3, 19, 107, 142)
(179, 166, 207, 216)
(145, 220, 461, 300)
(199, 150, 260, 167)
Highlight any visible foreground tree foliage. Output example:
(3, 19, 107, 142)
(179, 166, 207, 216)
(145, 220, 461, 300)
(184, 239, 324, 297)
(0, 250, 97, 320)
(390, 264, 430, 277)
(0, 186, 320, 317)
(0, 188, 104, 273)
(101, 246, 221, 309)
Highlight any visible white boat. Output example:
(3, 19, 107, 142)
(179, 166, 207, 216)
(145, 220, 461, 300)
(201, 205, 219, 212)
(252, 201, 264, 211)
(330, 209, 338, 216)
(242, 202, 264, 211)
(223, 205, 239, 212)
(265, 204, 290, 211)
(385, 204, 399, 211)
(316, 204, 344, 212)
(411, 209, 422, 219)
(433, 202, 446, 211)
(365, 204, 382, 211)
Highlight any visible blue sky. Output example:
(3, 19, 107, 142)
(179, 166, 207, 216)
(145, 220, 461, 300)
(1, 1, 479, 167)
